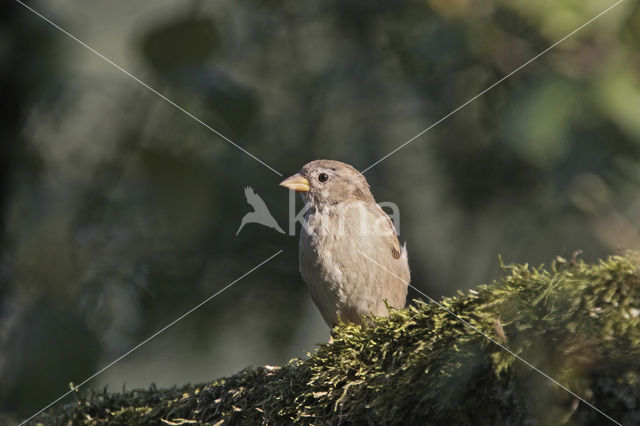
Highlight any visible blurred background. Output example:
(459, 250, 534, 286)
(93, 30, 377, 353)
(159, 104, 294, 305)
(2, 0, 639, 421)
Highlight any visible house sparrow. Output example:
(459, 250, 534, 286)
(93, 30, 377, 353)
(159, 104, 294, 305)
(280, 160, 409, 327)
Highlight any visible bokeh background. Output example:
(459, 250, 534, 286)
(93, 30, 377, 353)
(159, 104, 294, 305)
(2, 0, 639, 421)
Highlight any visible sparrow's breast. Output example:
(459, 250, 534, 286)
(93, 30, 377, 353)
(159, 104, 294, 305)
(299, 202, 395, 325)
(299, 207, 347, 325)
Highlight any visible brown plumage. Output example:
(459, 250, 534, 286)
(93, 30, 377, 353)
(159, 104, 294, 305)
(280, 160, 410, 327)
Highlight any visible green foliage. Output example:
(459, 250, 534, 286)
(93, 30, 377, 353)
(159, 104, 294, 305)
(36, 253, 640, 425)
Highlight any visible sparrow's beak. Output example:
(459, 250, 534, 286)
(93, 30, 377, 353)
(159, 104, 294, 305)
(279, 173, 310, 192)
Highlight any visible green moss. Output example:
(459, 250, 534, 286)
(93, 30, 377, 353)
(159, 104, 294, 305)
(35, 253, 640, 425)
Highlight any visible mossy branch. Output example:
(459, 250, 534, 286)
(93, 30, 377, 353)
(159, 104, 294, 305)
(35, 253, 640, 425)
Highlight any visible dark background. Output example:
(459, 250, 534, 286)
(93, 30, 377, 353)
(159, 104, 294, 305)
(2, 0, 639, 421)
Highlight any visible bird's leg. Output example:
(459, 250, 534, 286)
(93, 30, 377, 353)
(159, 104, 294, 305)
(328, 329, 336, 345)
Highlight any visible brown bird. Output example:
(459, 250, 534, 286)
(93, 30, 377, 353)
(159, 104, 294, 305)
(280, 160, 409, 327)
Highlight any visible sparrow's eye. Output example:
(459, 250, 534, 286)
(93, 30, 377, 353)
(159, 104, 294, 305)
(318, 173, 329, 183)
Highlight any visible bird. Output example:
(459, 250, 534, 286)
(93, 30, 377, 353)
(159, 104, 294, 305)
(280, 159, 409, 327)
(236, 186, 285, 235)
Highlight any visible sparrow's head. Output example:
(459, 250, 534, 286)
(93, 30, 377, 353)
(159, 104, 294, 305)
(280, 160, 374, 206)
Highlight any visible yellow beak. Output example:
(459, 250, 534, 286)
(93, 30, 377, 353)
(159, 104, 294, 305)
(279, 173, 310, 192)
